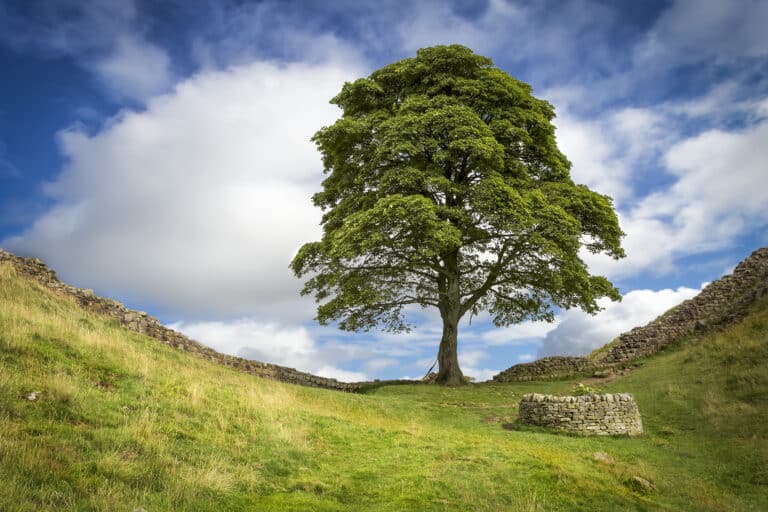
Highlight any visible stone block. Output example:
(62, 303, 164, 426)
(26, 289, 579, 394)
(517, 393, 643, 436)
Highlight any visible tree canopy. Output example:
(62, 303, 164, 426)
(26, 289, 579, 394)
(291, 45, 624, 385)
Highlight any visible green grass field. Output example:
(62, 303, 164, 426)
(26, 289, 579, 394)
(1, 262, 766, 511)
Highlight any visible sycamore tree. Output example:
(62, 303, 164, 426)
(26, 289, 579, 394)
(291, 45, 624, 386)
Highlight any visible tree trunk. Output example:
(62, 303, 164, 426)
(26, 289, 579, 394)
(436, 249, 464, 386)
(436, 313, 464, 385)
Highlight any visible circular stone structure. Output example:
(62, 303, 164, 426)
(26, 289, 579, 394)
(518, 393, 643, 436)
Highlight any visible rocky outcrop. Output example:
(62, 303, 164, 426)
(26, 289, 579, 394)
(493, 247, 768, 381)
(492, 356, 591, 383)
(518, 393, 643, 436)
(0, 248, 419, 393)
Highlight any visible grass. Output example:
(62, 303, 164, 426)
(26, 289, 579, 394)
(1, 261, 766, 511)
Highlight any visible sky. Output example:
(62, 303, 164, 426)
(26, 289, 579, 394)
(1, 0, 767, 382)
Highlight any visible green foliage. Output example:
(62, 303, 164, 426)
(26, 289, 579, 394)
(1, 266, 767, 510)
(572, 383, 601, 396)
(291, 45, 624, 382)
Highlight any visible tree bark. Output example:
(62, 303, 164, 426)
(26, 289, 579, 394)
(436, 313, 464, 385)
(436, 250, 464, 386)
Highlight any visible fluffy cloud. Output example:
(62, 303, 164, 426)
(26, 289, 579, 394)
(0, 0, 170, 103)
(480, 319, 559, 346)
(461, 367, 499, 383)
(93, 36, 173, 102)
(190, 1, 368, 69)
(635, 0, 768, 66)
(397, 0, 524, 56)
(459, 349, 489, 368)
(549, 91, 675, 206)
(0, 0, 137, 55)
(397, 0, 621, 85)
(538, 285, 702, 357)
(552, 111, 633, 204)
(584, 114, 768, 278)
(456, 349, 499, 382)
(364, 358, 401, 373)
(545, 75, 768, 281)
(4, 59, 362, 321)
(170, 318, 368, 382)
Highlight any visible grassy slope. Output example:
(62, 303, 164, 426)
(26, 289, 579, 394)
(1, 262, 766, 512)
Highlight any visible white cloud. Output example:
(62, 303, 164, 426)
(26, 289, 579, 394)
(461, 367, 499, 383)
(548, 94, 674, 207)
(545, 74, 768, 281)
(553, 112, 633, 204)
(169, 318, 368, 382)
(397, 0, 524, 56)
(0, 0, 137, 56)
(538, 285, 702, 357)
(459, 349, 488, 368)
(191, 6, 368, 71)
(608, 108, 671, 165)
(314, 366, 368, 382)
(585, 115, 768, 278)
(93, 36, 173, 102)
(517, 353, 534, 362)
(480, 319, 559, 346)
(0, 0, 170, 103)
(3, 59, 362, 321)
(457, 349, 499, 382)
(364, 358, 401, 372)
(636, 0, 768, 67)
(667, 80, 758, 121)
(396, 0, 619, 85)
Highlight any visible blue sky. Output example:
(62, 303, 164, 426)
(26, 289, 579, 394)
(1, 0, 767, 381)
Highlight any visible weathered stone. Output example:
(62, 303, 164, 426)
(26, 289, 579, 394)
(517, 393, 643, 436)
(601, 248, 768, 364)
(628, 476, 655, 493)
(492, 356, 592, 383)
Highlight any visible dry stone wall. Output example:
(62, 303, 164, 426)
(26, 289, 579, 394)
(518, 393, 643, 436)
(601, 247, 768, 363)
(0, 249, 411, 393)
(6, 246, 766, 389)
(493, 247, 768, 381)
(491, 356, 591, 382)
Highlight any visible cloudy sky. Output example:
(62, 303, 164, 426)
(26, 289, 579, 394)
(1, 0, 766, 382)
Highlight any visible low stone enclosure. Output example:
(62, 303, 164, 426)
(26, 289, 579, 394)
(518, 393, 643, 436)
(494, 247, 768, 383)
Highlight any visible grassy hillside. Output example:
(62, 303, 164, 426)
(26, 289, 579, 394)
(1, 262, 766, 511)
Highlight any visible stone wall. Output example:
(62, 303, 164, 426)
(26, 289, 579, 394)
(492, 356, 591, 383)
(600, 247, 768, 364)
(1, 248, 414, 393)
(493, 247, 768, 381)
(6, 245, 766, 389)
(518, 393, 643, 436)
